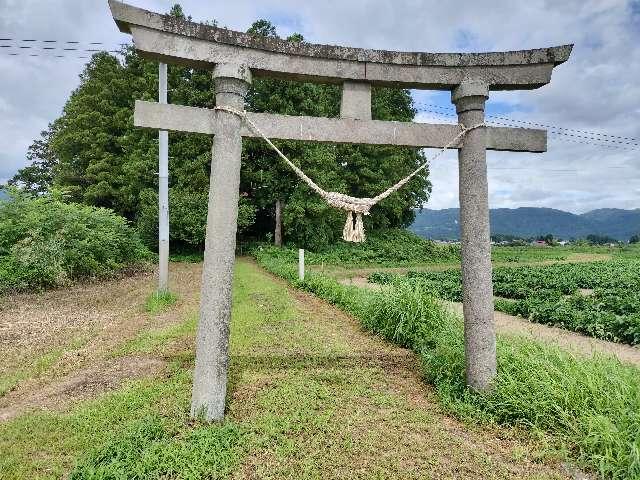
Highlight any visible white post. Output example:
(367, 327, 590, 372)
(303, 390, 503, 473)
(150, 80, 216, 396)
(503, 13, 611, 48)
(298, 248, 305, 280)
(158, 62, 169, 292)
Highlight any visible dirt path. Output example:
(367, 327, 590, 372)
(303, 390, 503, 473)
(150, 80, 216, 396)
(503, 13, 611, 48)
(446, 301, 640, 366)
(0, 263, 203, 420)
(340, 276, 640, 367)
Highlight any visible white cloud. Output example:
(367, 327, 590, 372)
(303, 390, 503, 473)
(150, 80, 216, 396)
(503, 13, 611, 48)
(0, 0, 637, 213)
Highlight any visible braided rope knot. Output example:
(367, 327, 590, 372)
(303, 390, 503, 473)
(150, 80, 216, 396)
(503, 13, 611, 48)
(214, 105, 483, 243)
(322, 192, 375, 242)
(323, 192, 374, 215)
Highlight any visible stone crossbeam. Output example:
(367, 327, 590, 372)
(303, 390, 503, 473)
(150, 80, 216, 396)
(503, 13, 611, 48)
(134, 100, 547, 153)
(109, 1, 571, 90)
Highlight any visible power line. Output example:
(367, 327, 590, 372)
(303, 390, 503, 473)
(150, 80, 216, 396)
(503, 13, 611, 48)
(415, 105, 638, 150)
(1, 52, 91, 59)
(547, 134, 631, 150)
(418, 109, 628, 149)
(0, 48, 125, 60)
(414, 101, 639, 146)
(0, 38, 128, 46)
(415, 101, 639, 143)
(0, 45, 121, 53)
(0, 37, 130, 60)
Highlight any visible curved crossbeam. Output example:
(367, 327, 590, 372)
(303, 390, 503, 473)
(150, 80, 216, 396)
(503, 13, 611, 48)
(109, 1, 572, 90)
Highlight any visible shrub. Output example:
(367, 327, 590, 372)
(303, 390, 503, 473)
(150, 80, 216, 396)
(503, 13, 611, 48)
(366, 271, 397, 285)
(252, 229, 459, 267)
(0, 189, 150, 293)
(313, 229, 460, 265)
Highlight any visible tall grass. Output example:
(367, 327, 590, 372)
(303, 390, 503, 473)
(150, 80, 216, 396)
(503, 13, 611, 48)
(145, 290, 179, 314)
(254, 249, 640, 479)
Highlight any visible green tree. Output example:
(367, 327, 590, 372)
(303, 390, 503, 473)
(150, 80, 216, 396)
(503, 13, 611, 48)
(242, 22, 429, 250)
(11, 10, 430, 252)
(585, 234, 618, 245)
(8, 123, 60, 194)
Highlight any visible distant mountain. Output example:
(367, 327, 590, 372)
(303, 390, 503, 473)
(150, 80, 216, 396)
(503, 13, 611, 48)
(410, 207, 640, 241)
(0, 189, 8, 201)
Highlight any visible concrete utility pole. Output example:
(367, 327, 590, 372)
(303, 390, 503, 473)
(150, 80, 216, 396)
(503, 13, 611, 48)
(452, 80, 496, 392)
(158, 62, 169, 292)
(190, 64, 252, 421)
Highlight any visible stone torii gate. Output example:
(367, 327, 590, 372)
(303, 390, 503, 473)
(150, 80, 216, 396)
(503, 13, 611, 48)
(109, 1, 572, 421)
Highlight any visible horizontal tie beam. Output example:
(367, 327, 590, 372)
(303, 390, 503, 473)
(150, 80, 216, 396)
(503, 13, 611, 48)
(134, 100, 547, 153)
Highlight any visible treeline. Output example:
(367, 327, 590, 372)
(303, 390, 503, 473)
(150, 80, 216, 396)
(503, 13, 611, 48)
(491, 233, 637, 245)
(8, 6, 429, 252)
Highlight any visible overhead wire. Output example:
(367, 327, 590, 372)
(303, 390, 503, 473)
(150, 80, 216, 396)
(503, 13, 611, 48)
(0, 37, 128, 59)
(414, 104, 638, 150)
(414, 101, 639, 148)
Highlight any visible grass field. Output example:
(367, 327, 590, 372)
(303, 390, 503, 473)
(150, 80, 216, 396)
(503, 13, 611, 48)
(255, 244, 640, 479)
(2, 235, 638, 479)
(0, 260, 576, 479)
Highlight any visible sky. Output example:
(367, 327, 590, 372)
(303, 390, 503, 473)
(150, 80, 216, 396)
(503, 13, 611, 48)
(0, 0, 638, 213)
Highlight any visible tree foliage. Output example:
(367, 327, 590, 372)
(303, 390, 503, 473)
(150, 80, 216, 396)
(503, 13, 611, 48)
(585, 234, 619, 245)
(8, 124, 59, 194)
(10, 7, 430, 251)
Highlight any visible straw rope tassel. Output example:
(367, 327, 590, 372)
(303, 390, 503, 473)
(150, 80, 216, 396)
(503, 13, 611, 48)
(342, 211, 365, 243)
(215, 106, 484, 242)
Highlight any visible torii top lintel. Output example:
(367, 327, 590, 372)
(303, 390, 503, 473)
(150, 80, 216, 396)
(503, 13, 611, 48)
(109, 1, 572, 90)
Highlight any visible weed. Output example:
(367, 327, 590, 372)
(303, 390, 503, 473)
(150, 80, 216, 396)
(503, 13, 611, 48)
(145, 290, 178, 314)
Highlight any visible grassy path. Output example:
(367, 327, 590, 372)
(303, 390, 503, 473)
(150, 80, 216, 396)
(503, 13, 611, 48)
(0, 259, 574, 479)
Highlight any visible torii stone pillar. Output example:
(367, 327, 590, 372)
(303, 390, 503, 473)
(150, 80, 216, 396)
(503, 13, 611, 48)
(191, 64, 251, 419)
(452, 80, 495, 391)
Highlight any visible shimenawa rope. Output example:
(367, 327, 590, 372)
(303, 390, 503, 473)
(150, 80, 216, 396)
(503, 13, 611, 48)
(215, 106, 484, 242)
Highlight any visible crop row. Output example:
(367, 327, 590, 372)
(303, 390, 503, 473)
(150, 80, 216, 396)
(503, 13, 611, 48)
(368, 260, 640, 345)
(255, 246, 640, 478)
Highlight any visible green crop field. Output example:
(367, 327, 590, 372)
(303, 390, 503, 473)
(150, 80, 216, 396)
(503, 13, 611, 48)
(368, 258, 640, 345)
